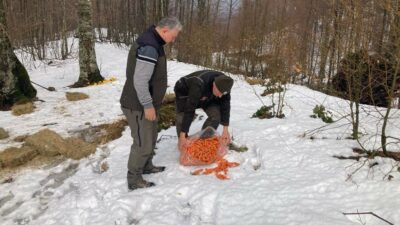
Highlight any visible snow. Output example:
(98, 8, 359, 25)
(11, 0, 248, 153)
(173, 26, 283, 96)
(1, 41, 400, 225)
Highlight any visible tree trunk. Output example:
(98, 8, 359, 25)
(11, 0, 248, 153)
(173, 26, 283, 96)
(73, 0, 103, 87)
(382, 0, 400, 155)
(0, 0, 36, 110)
(61, 0, 69, 60)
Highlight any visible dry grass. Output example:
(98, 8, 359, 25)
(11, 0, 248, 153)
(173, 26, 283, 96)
(0, 146, 38, 168)
(96, 119, 128, 144)
(163, 93, 176, 104)
(158, 104, 176, 131)
(0, 120, 127, 176)
(63, 137, 97, 160)
(0, 155, 64, 179)
(11, 102, 34, 116)
(66, 92, 89, 101)
(100, 161, 109, 173)
(245, 77, 265, 86)
(25, 129, 66, 157)
(0, 127, 9, 140)
(13, 134, 28, 142)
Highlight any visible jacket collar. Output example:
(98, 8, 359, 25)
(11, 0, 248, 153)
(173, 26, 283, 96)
(151, 25, 166, 46)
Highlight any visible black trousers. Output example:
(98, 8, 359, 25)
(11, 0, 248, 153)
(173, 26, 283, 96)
(175, 105, 221, 136)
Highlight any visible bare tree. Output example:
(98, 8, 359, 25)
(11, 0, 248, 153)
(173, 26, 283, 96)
(0, 0, 36, 110)
(381, 0, 400, 155)
(72, 0, 103, 87)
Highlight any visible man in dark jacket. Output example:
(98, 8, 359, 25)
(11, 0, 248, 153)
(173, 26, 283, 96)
(120, 17, 181, 190)
(174, 70, 234, 150)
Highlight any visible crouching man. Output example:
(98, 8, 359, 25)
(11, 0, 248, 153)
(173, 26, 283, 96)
(174, 70, 234, 150)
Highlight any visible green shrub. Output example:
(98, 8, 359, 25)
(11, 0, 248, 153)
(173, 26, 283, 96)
(261, 84, 284, 96)
(310, 105, 333, 123)
(252, 105, 274, 119)
(229, 142, 249, 152)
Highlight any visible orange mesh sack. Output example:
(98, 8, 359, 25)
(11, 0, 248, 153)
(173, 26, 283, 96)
(179, 127, 228, 166)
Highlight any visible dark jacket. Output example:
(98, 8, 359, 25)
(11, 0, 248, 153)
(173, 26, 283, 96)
(174, 70, 231, 133)
(120, 25, 167, 110)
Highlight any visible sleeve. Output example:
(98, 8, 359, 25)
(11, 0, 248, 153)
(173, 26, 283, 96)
(180, 80, 203, 134)
(220, 93, 231, 126)
(133, 45, 159, 109)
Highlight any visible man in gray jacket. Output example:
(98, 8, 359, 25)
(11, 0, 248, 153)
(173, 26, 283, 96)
(120, 17, 181, 190)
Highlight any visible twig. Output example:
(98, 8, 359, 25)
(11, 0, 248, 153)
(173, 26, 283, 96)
(303, 114, 351, 137)
(345, 158, 368, 181)
(387, 136, 400, 142)
(156, 135, 177, 143)
(31, 80, 56, 92)
(342, 212, 394, 225)
(249, 81, 266, 106)
(382, 161, 400, 181)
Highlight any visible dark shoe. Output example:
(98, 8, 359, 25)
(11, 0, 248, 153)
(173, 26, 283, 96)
(128, 179, 155, 191)
(143, 166, 166, 174)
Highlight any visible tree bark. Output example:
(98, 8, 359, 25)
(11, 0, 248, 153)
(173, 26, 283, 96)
(0, 0, 36, 109)
(73, 0, 103, 87)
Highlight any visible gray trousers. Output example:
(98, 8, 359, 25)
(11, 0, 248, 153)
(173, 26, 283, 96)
(176, 105, 221, 136)
(121, 107, 158, 183)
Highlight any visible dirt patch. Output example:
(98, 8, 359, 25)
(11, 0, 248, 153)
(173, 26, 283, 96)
(71, 119, 127, 145)
(65, 92, 89, 101)
(11, 102, 34, 116)
(0, 128, 9, 140)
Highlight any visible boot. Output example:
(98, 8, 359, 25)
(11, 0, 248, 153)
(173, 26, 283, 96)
(143, 160, 166, 174)
(143, 166, 166, 174)
(127, 171, 155, 191)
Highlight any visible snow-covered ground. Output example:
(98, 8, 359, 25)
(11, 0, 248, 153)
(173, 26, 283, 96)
(1, 41, 400, 225)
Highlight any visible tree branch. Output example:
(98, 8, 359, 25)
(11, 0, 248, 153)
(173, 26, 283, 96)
(342, 212, 394, 225)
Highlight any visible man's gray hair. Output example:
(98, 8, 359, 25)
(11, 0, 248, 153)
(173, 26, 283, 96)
(157, 16, 182, 30)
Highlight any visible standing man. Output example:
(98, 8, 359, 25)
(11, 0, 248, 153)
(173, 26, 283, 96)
(120, 17, 181, 190)
(174, 70, 234, 151)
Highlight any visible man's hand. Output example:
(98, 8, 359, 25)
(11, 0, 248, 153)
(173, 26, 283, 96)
(178, 132, 189, 151)
(144, 107, 156, 121)
(221, 126, 231, 145)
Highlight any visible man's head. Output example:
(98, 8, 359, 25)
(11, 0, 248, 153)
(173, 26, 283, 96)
(213, 75, 234, 98)
(155, 16, 182, 43)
